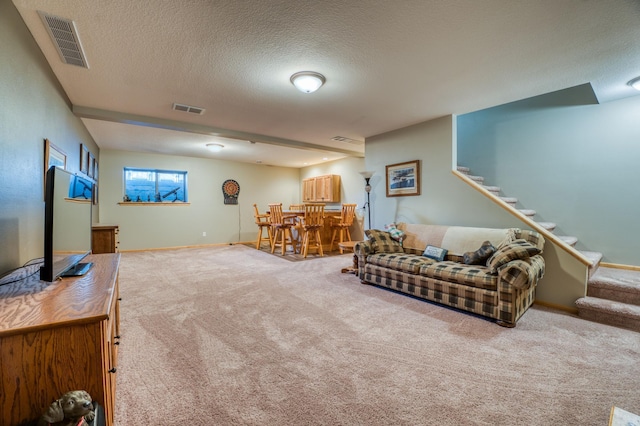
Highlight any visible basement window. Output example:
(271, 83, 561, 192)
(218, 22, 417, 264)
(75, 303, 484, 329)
(123, 167, 188, 203)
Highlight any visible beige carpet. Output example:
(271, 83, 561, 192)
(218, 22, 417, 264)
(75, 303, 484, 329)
(114, 245, 640, 426)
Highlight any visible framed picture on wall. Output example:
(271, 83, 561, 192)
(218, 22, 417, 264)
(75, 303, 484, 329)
(44, 139, 66, 172)
(44, 139, 66, 198)
(88, 152, 95, 178)
(80, 144, 89, 174)
(386, 160, 421, 197)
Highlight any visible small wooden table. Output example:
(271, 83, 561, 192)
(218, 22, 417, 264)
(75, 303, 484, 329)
(338, 241, 360, 274)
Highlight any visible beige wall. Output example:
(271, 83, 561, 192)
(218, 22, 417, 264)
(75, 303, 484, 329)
(99, 150, 304, 250)
(0, 0, 98, 272)
(99, 151, 366, 250)
(363, 115, 587, 308)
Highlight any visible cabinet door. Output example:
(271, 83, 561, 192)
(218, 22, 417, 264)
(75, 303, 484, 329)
(302, 178, 316, 202)
(315, 175, 340, 202)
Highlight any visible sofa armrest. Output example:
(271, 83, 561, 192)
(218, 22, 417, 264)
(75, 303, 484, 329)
(497, 254, 545, 289)
(354, 240, 373, 279)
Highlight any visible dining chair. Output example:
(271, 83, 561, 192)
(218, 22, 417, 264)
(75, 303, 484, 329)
(269, 203, 298, 255)
(299, 203, 325, 258)
(329, 203, 357, 253)
(253, 203, 272, 250)
(289, 204, 305, 211)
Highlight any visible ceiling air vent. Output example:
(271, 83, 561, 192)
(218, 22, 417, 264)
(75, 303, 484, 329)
(38, 11, 89, 68)
(172, 103, 205, 115)
(331, 136, 364, 145)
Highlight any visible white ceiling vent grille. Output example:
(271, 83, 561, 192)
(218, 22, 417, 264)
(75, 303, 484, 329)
(38, 11, 89, 68)
(331, 136, 364, 145)
(172, 103, 205, 115)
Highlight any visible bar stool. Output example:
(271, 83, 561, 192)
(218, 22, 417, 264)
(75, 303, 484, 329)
(329, 203, 357, 253)
(299, 203, 325, 258)
(269, 203, 298, 255)
(253, 204, 272, 250)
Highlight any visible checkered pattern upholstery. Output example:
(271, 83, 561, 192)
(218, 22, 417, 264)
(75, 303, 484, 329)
(420, 261, 498, 290)
(355, 225, 546, 327)
(367, 253, 435, 274)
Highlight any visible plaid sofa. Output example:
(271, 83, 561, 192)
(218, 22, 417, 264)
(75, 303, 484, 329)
(355, 224, 545, 327)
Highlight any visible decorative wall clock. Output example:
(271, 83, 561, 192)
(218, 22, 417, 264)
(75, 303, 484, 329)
(222, 179, 240, 204)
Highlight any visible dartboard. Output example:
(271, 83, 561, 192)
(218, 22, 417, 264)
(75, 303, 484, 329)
(222, 179, 240, 204)
(223, 179, 239, 196)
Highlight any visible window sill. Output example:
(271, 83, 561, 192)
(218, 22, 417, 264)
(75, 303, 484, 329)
(118, 202, 190, 206)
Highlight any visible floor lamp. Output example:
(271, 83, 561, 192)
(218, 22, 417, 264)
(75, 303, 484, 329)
(359, 171, 374, 230)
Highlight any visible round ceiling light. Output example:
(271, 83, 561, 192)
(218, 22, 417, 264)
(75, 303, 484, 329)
(628, 76, 640, 91)
(290, 71, 326, 93)
(206, 143, 224, 152)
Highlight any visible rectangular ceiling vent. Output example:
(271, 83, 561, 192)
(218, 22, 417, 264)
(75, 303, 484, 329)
(331, 136, 364, 145)
(38, 11, 89, 68)
(172, 103, 206, 115)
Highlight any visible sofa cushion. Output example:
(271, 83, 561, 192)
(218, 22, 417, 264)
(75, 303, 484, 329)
(463, 240, 496, 265)
(367, 253, 435, 274)
(419, 261, 498, 290)
(486, 239, 542, 273)
(365, 229, 404, 253)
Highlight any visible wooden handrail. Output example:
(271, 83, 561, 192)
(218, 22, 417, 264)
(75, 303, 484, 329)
(453, 170, 592, 266)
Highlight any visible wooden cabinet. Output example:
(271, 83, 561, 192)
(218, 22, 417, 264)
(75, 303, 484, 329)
(302, 178, 316, 202)
(302, 175, 341, 203)
(0, 254, 121, 426)
(93, 224, 119, 254)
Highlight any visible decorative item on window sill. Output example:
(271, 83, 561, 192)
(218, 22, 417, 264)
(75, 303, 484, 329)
(222, 179, 240, 204)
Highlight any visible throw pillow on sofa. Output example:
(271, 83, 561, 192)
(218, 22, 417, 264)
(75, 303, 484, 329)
(486, 239, 542, 273)
(365, 229, 405, 253)
(384, 222, 406, 242)
(463, 240, 496, 265)
(422, 245, 448, 261)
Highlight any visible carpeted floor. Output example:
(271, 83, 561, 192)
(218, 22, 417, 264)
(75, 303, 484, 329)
(113, 245, 640, 426)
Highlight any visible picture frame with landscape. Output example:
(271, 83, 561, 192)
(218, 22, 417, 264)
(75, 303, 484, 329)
(385, 160, 421, 197)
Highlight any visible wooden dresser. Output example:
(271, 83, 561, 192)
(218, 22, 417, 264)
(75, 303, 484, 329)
(92, 224, 119, 254)
(0, 253, 121, 426)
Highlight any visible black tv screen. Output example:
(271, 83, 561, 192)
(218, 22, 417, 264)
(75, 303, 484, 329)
(40, 166, 93, 282)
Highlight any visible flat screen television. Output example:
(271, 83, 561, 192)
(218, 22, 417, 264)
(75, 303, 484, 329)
(40, 166, 94, 282)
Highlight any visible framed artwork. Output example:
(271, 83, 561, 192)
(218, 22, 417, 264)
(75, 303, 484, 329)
(93, 158, 99, 181)
(44, 139, 66, 172)
(44, 139, 66, 198)
(80, 144, 89, 174)
(386, 160, 421, 197)
(88, 152, 95, 178)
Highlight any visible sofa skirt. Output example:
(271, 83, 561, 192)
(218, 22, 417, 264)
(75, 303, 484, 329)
(363, 264, 499, 319)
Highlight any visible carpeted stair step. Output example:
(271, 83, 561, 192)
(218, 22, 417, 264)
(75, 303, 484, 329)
(557, 235, 578, 247)
(581, 251, 604, 278)
(457, 166, 470, 175)
(537, 221, 557, 232)
(587, 267, 640, 306)
(483, 185, 501, 196)
(518, 209, 536, 218)
(575, 296, 640, 332)
(499, 196, 518, 207)
(469, 175, 485, 184)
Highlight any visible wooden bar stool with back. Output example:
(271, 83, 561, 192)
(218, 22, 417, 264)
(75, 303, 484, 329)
(269, 203, 299, 255)
(329, 203, 357, 253)
(299, 203, 325, 258)
(253, 203, 272, 250)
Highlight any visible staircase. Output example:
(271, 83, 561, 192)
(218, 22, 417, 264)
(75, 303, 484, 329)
(457, 165, 640, 332)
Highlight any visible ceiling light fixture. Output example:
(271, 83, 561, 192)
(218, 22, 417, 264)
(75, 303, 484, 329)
(206, 143, 224, 152)
(290, 71, 326, 93)
(628, 76, 640, 91)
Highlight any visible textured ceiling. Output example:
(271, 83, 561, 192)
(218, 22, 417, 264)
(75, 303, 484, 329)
(11, 0, 640, 168)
